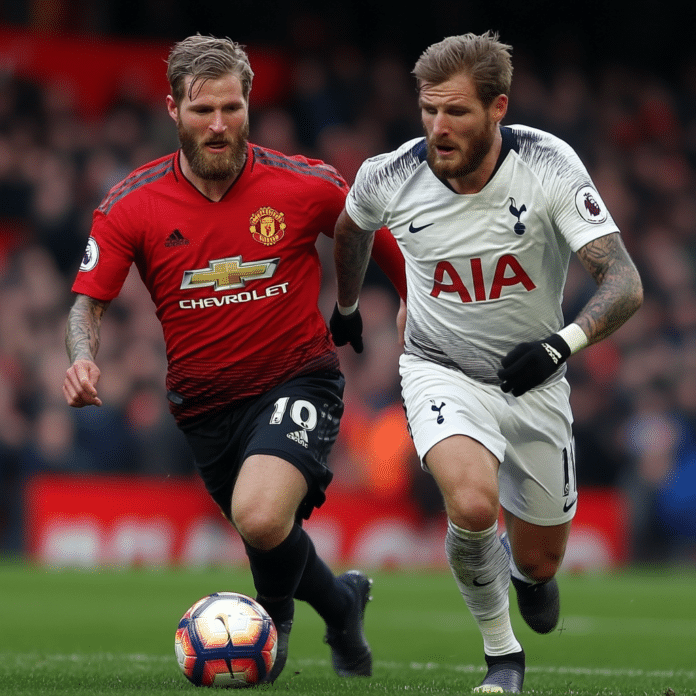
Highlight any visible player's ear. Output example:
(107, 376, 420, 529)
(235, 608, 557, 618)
(166, 95, 179, 123)
(491, 94, 508, 124)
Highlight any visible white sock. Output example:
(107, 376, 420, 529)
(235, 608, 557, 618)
(446, 520, 522, 656)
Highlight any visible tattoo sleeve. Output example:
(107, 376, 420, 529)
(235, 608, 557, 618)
(333, 209, 376, 307)
(65, 294, 110, 364)
(574, 232, 643, 345)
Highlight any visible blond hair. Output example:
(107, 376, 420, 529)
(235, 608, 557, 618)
(166, 34, 254, 104)
(413, 31, 513, 106)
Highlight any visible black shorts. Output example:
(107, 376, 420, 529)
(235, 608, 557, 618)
(178, 370, 345, 521)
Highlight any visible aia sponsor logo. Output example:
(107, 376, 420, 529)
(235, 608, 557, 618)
(431, 255, 536, 302)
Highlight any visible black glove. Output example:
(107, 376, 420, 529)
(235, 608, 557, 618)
(329, 303, 363, 353)
(498, 334, 571, 397)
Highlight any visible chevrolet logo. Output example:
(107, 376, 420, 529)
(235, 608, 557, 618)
(181, 255, 279, 291)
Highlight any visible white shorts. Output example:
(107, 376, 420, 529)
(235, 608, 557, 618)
(399, 353, 577, 526)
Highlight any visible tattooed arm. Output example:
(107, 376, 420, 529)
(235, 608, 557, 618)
(573, 232, 643, 345)
(63, 294, 110, 407)
(498, 232, 642, 396)
(333, 208, 376, 309)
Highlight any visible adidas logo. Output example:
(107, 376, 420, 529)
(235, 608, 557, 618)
(542, 342, 562, 364)
(165, 229, 189, 247)
(287, 430, 309, 448)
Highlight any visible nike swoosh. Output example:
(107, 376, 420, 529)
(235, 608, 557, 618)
(408, 221, 434, 233)
(472, 576, 494, 587)
(563, 498, 577, 512)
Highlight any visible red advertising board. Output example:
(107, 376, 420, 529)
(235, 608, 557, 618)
(24, 473, 629, 570)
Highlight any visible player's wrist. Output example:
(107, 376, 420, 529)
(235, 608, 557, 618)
(555, 323, 588, 355)
(337, 300, 359, 316)
(542, 334, 571, 366)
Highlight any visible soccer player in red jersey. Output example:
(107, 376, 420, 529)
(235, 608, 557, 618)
(63, 34, 405, 683)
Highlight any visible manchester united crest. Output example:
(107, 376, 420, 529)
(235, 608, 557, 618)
(250, 207, 286, 246)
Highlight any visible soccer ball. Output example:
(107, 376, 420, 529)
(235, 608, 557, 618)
(175, 592, 277, 688)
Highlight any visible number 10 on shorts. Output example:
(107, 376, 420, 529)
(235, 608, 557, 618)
(270, 397, 318, 431)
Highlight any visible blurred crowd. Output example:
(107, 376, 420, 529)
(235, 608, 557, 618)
(1, 18, 696, 565)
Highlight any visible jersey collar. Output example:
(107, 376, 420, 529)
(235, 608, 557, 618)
(173, 144, 251, 201)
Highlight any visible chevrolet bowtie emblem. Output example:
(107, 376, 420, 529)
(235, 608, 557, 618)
(181, 255, 279, 291)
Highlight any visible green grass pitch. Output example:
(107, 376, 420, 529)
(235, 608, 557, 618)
(1, 561, 694, 695)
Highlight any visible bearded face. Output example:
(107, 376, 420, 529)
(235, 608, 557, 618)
(418, 72, 506, 191)
(425, 110, 496, 180)
(168, 73, 250, 186)
(177, 116, 249, 181)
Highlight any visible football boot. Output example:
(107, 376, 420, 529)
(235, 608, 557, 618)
(266, 617, 292, 683)
(474, 650, 525, 693)
(324, 570, 373, 677)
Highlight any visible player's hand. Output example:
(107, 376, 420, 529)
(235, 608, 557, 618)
(498, 334, 571, 397)
(63, 358, 103, 407)
(329, 303, 364, 353)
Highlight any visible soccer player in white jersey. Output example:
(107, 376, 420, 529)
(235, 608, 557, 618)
(330, 32, 643, 693)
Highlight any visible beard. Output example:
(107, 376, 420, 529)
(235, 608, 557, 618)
(426, 116, 496, 180)
(178, 118, 249, 181)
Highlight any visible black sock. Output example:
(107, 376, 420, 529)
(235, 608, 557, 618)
(294, 531, 351, 627)
(485, 649, 526, 667)
(243, 523, 307, 625)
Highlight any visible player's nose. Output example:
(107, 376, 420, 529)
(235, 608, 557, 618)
(209, 110, 227, 132)
(431, 112, 450, 136)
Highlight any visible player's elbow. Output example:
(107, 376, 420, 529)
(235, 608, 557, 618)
(633, 275, 644, 312)
(334, 208, 373, 243)
(625, 270, 644, 319)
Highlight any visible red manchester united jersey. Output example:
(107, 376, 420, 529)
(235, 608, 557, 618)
(73, 144, 404, 422)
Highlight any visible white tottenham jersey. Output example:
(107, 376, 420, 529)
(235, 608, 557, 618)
(346, 125, 619, 387)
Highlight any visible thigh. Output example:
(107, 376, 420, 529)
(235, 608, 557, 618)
(233, 453, 309, 517)
(399, 353, 508, 466)
(180, 370, 344, 521)
(244, 370, 344, 520)
(231, 453, 309, 548)
(499, 380, 577, 527)
(426, 434, 501, 531)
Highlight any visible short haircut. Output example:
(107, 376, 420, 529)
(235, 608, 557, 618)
(166, 34, 254, 105)
(413, 31, 513, 107)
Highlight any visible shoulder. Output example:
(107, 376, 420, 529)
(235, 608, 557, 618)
(505, 125, 616, 234)
(351, 137, 427, 199)
(97, 154, 176, 216)
(355, 137, 427, 183)
(250, 144, 348, 193)
(506, 124, 572, 153)
(504, 125, 590, 183)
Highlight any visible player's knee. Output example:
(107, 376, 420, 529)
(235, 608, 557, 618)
(515, 548, 562, 583)
(447, 489, 499, 532)
(232, 503, 289, 551)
